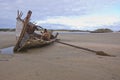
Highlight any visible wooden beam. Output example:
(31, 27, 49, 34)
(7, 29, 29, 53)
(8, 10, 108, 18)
(14, 10, 32, 52)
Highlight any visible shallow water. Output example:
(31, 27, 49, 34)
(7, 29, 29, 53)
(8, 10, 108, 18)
(0, 46, 14, 54)
(59, 32, 90, 34)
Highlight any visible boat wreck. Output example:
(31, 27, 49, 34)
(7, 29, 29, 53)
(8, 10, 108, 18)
(14, 10, 58, 52)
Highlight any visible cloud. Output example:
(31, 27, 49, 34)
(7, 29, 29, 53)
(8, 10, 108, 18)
(0, 0, 120, 29)
(0, 0, 119, 17)
(36, 15, 120, 30)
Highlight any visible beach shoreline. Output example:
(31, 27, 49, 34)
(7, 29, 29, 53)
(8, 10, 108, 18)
(0, 31, 120, 80)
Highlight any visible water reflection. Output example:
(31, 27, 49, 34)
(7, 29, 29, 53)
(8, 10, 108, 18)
(0, 46, 14, 54)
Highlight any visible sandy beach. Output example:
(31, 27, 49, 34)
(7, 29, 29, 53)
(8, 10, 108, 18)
(0, 31, 120, 80)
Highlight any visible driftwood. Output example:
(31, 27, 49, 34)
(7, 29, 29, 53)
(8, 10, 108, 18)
(14, 10, 32, 52)
(56, 40, 115, 57)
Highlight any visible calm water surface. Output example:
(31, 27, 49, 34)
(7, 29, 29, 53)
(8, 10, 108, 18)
(0, 46, 14, 54)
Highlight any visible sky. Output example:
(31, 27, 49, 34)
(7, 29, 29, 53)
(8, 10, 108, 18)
(0, 0, 120, 31)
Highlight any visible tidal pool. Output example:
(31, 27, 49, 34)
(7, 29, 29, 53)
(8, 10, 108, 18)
(0, 46, 14, 54)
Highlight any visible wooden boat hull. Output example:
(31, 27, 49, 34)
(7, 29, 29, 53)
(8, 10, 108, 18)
(14, 10, 58, 52)
(17, 38, 57, 51)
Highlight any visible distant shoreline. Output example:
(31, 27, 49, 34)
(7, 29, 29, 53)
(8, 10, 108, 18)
(0, 28, 119, 33)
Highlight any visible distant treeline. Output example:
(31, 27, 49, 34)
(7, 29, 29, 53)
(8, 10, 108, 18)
(0, 28, 15, 31)
(90, 28, 113, 33)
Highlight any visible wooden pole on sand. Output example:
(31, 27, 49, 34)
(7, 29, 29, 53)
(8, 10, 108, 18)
(56, 40, 115, 57)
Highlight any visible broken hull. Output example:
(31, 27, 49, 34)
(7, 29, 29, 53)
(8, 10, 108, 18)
(17, 38, 57, 52)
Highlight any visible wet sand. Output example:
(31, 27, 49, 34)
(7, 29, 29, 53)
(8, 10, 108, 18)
(0, 32, 120, 80)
